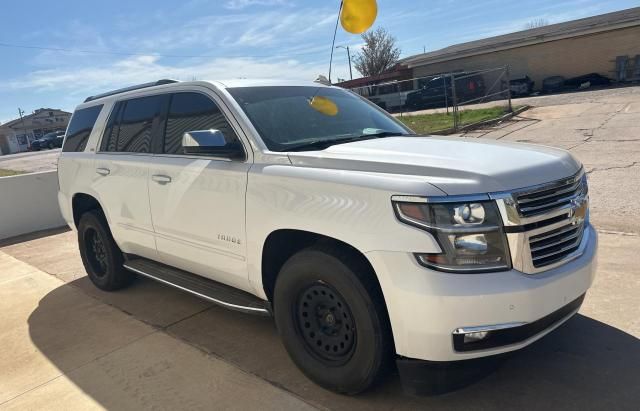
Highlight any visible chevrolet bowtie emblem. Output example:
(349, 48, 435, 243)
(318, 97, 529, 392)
(569, 196, 588, 223)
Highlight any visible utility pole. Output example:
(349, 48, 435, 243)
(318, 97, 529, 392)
(335, 45, 353, 80)
(18, 108, 28, 152)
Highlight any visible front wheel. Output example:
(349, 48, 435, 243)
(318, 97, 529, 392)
(274, 245, 393, 394)
(78, 210, 133, 291)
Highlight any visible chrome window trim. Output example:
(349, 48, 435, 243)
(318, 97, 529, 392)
(95, 87, 251, 163)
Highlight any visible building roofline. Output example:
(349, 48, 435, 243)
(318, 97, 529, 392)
(0, 109, 72, 129)
(402, 7, 640, 68)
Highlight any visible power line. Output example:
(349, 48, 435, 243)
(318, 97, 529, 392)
(0, 41, 327, 60)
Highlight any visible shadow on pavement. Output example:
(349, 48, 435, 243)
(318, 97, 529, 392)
(0, 226, 70, 247)
(29, 277, 640, 410)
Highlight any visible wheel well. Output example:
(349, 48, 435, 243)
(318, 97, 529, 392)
(261, 230, 380, 303)
(72, 193, 103, 228)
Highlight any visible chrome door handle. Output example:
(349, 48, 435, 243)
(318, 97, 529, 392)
(96, 167, 110, 176)
(152, 175, 172, 184)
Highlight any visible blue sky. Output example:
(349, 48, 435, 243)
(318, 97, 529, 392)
(0, 0, 637, 123)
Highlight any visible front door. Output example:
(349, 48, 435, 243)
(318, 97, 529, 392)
(146, 90, 251, 292)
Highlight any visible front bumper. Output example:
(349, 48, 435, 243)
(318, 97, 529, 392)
(365, 224, 597, 362)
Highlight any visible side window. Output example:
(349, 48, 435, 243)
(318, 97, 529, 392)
(163, 92, 240, 155)
(100, 102, 123, 152)
(62, 105, 103, 152)
(103, 95, 163, 153)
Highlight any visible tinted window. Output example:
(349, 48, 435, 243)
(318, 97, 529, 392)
(100, 102, 123, 152)
(62, 105, 103, 152)
(104, 95, 163, 153)
(164, 92, 239, 154)
(227, 86, 409, 152)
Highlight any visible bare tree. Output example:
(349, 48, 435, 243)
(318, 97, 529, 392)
(524, 18, 549, 29)
(353, 28, 401, 77)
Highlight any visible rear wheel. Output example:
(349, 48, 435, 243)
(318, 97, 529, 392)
(274, 245, 392, 394)
(78, 210, 133, 291)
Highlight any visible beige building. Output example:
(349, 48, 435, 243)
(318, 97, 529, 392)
(402, 7, 640, 91)
(0, 108, 71, 155)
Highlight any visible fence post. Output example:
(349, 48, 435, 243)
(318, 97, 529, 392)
(397, 83, 403, 118)
(450, 73, 459, 130)
(443, 75, 449, 114)
(505, 65, 513, 113)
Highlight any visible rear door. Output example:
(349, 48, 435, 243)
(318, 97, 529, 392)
(92, 94, 167, 258)
(146, 89, 252, 291)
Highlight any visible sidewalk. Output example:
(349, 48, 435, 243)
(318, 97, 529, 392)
(0, 249, 315, 410)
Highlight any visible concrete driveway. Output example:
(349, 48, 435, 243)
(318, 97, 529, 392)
(0, 149, 60, 174)
(1, 227, 638, 410)
(1, 86, 639, 410)
(463, 85, 640, 235)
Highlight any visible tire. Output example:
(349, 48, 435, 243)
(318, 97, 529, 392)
(78, 210, 133, 291)
(273, 244, 393, 394)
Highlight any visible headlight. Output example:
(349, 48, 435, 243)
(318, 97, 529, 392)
(393, 199, 511, 273)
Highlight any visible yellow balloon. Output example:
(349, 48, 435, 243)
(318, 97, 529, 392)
(309, 96, 339, 116)
(340, 0, 378, 34)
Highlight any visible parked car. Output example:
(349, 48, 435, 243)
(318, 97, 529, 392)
(405, 73, 485, 111)
(30, 130, 65, 150)
(542, 76, 566, 94)
(510, 76, 535, 97)
(58, 79, 596, 395)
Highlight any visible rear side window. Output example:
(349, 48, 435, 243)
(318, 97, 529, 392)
(62, 105, 103, 152)
(102, 95, 164, 153)
(100, 102, 123, 152)
(164, 92, 239, 154)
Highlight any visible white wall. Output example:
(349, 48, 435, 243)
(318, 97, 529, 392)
(0, 171, 66, 240)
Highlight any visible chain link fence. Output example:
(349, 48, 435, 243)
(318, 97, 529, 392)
(348, 66, 513, 133)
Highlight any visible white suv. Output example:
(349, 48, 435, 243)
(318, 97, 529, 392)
(58, 79, 597, 394)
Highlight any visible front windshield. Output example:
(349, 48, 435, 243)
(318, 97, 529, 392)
(228, 86, 412, 152)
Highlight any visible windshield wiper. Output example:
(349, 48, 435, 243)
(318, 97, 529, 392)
(284, 131, 413, 152)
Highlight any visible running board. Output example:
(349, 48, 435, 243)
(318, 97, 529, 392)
(123, 258, 270, 316)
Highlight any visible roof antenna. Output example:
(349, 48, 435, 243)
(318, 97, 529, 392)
(328, 1, 344, 84)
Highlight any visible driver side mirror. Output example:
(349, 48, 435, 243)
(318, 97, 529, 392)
(182, 130, 245, 160)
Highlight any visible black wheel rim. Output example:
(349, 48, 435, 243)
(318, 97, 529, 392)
(295, 282, 356, 364)
(85, 228, 108, 277)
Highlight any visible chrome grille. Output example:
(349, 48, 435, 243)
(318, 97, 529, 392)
(492, 169, 590, 274)
(529, 222, 585, 268)
(515, 174, 587, 217)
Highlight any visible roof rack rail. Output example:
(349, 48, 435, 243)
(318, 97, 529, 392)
(84, 79, 178, 103)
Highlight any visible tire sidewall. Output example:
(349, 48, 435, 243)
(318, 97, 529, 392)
(78, 211, 127, 290)
(274, 249, 387, 394)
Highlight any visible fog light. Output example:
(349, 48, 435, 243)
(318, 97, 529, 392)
(463, 331, 489, 344)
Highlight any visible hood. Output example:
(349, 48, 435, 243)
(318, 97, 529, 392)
(287, 136, 581, 195)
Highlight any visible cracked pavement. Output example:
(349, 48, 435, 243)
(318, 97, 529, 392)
(462, 85, 640, 234)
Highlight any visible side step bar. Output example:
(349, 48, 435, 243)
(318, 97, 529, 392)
(123, 257, 270, 316)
